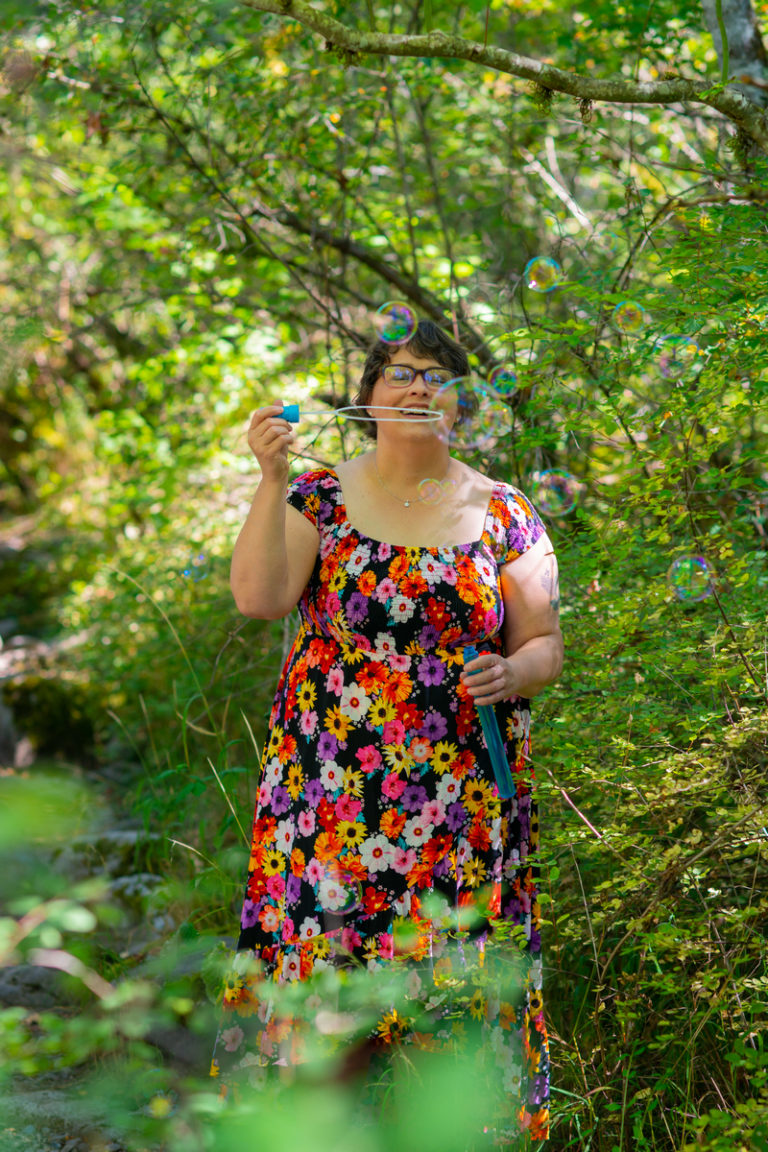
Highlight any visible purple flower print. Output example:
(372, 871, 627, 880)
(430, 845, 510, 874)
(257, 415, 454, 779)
(286, 874, 302, 903)
(346, 591, 368, 624)
(271, 786, 290, 816)
(241, 899, 259, 928)
(304, 779, 324, 808)
(317, 732, 339, 761)
(402, 783, 428, 813)
(418, 624, 440, 649)
(446, 802, 466, 833)
(420, 709, 448, 742)
(418, 656, 445, 687)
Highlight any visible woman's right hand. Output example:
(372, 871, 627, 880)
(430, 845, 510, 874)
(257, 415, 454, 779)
(247, 404, 296, 483)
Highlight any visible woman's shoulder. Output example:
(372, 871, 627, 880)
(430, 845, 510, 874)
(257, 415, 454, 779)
(287, 466, 340, 495)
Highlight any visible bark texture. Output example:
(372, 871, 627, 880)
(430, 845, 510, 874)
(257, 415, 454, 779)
(701, 0, 768, 107)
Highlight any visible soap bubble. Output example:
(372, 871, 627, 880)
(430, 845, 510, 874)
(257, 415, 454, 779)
(667, 556, 713, 602)
(488, 365, 518, 394)
(658, 336, 701, 379)
(182, 552, 208, 581)
(530, 471, 579, 517)
(612, 301, 647, 334)
(523, 257, 563, 293)
(373, 300, 417, 344)
(428, 377, 511, 454)
(418, 478, 444, 506)
(418, 476, 458, 506)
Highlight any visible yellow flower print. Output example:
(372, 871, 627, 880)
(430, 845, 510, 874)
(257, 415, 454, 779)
(287, 764, 304, 800)
(469, 987, 487, 1021)
(463, 778, 493, 813)
(529, 988, 543, 1017)
(313, 935, 331, 958)
(342, 766, 364, 796)
(383, 744, 414, 775)
(404, 639, 425, 657)
(262, 849, 286, 877)
(267, 724, 283, 758)
(368, 698, 396, 727)
(462, 856, 488, 888)
(327, 568, 348, 593)
(296, 682, 316, 712)
(324, 706, 351, 741)
(337, 819, 366, 847)
(223, 972, 245, 1004)
(376, 1008, 410, 1043)
(430, 740, 458, 775)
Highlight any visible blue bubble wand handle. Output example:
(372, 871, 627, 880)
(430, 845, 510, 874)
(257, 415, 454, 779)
(463, 644, 516, 799)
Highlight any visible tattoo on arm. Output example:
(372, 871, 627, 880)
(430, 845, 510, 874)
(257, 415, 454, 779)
(539, 558, 560, 614)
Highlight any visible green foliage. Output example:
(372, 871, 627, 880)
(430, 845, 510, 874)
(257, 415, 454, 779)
(2, 1, 768, 1149)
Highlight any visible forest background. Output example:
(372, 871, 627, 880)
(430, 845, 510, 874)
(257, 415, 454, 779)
(1, 1, 768, 1150)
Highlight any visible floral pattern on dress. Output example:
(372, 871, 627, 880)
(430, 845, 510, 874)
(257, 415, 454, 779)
(212, 468, 550, 1141)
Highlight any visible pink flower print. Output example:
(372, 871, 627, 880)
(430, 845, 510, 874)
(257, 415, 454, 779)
(341, 926, 362, 950)
(382, 772, 407, 801)
(266, 873, 286, 900)
(356, 745, 383, 774)
(326, 591, 341, 615)
(422, 799, 446, 826)
(326, 667, 344, 695)
(281, 916, 295, 942)
(306, 858, 324, 885)
(391, 846, 417, 874)
(221, 1025, 245, 1052)
(382, 719, 405, 746)
(297, 809, 316, 836)
(378, 932, 394, 960)
(377, 542, 392, 561)
(389, 652, 412, 672)
(300, 709, 318, 737)
(335, 794, 362, 821)
(373, 577, 397, 603)
(320, 534, 336, 560)
(257, 781, 272, 806)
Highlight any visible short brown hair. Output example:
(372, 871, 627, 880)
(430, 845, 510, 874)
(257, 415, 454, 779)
(352, 319, 471, 440)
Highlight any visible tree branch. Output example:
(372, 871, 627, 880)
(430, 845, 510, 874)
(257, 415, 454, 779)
(241, 0, 768, 150)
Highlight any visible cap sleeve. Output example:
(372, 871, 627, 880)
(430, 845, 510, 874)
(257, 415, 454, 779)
(487, 483, 546, 564)
(286, 468, 338, 528)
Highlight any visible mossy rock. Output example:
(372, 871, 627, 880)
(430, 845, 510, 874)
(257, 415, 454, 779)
(2, 675, 98, 763)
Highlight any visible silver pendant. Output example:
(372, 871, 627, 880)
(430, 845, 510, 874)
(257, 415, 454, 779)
(404, 500, 410, 507)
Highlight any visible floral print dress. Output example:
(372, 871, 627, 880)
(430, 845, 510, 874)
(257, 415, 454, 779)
(212, 468, 551, 1141)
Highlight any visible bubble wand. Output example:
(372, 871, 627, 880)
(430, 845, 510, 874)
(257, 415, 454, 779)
(279, 404, 441, 424)
(463, 644, 516, 799)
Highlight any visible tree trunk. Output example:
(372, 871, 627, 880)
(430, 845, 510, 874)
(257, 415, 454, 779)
(700, 0, 768, 107)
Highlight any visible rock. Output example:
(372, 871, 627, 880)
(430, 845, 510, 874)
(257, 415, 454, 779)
(0, 965, 79, 1011)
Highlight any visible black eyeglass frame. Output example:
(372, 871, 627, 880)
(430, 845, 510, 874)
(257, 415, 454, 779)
(380, 364, 456, 390)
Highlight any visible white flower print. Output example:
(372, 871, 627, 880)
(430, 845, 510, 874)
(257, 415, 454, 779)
(346, 543, 371, 576)
(299, 916, 322, 940)
(359, 834, 395, 872)
(263, 757, 282, 787)
(436, 775, 461, 804)
(389, 595, 415, 623)
(403, 816, 434, 847)
(318, 877, 349, 911)
(339, 683, 372, 723)
(419, 554, 446, 585)
(320, 761, 344, 792)
(275, 818, 294, 854)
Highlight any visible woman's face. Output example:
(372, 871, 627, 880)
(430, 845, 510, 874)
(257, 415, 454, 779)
(367, 347, 458, 441)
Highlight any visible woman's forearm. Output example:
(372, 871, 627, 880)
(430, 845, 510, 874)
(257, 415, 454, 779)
(230, 478, 293, 619)
(505, 632, 564, 698)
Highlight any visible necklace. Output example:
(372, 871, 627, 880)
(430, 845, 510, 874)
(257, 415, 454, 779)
(373, 459, 452, 508)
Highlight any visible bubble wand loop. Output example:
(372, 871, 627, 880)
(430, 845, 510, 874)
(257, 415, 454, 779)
(463, 644, 516, 800)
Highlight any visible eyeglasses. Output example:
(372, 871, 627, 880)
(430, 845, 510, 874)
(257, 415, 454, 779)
(381, 364, 455, 390)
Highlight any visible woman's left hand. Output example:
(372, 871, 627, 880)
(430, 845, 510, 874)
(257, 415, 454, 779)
(460, 653, 520, 707)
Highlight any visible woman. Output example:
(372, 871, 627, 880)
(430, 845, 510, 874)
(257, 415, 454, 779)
(213, 320, 563, 1142)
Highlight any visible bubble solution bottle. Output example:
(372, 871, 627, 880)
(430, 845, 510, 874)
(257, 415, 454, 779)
(462, 644, 516, 799)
